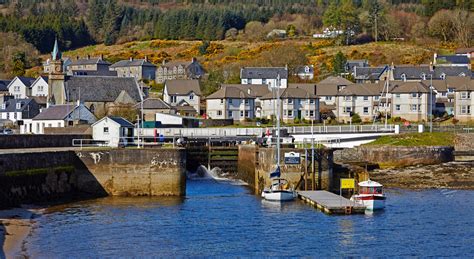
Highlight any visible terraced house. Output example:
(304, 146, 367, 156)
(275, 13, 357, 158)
(453, 78, 473, 122)
(335, 83, 383, 123)
(163, 80, 201, 116)
(206, 85, 256, 121)
(389, 81, 435, 122)
(156, 58, 205, 84)
(110, 57, 156, 81)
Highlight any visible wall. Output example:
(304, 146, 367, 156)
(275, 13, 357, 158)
(454, 133, 474, 151)
(0, 134, 91, 149)
(0, 148, 186, 209)
(334, 145, 454, 168)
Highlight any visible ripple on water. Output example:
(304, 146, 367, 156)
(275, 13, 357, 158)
(25, 182, 474, 257)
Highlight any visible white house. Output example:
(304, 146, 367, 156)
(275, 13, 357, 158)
(390, 81, 434, 122)
(92, 116, 134, 147)
(206, 86, 256, 121)
(163, 79, 201, 116)
(240, 67, 288, 88)
(30, 76, 49, 97)
(7, 76, 35, 99)
(335, 83, 383, 122)
(21, 104, 97, 134)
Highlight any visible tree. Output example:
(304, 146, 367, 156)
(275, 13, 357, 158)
(332, 51, 347, 75)
(258, 45, 308, 76)
(428, 10, 455, 42)
(367, 0, 383, 42)
(12, 52, 26, 76)
(451, 9, 473, 47)
(198, 40, 210, 55)
(87, 0, 104, 40)
(286, 24, 297, 37)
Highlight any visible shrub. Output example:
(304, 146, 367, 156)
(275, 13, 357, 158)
(351, 112, 362, 123)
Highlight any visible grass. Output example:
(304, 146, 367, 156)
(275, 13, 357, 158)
(364, 132, 455, 147)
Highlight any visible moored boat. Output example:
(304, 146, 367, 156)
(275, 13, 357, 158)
(351, 179, 386, 210)
(261, 176, 297, 201)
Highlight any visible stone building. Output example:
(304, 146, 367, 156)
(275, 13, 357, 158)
(110, 57, 156, 81)
(156, 58, 205, 83)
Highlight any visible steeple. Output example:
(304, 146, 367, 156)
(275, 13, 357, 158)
(51, 38, 61, 61)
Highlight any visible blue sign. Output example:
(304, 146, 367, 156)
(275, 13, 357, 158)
(284, 152, 301, 164)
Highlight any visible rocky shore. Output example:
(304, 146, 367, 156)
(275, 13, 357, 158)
(369, 161, 474, 189)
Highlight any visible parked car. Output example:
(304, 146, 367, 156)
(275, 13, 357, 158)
(0, 128, 13, 135)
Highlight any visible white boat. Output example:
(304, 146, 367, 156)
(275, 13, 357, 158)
(261, 177, 297, 201)
(261, 74, 296, 202)
(350, 179, 386, 210)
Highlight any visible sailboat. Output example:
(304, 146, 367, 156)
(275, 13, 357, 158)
(261, 74, 297, 202)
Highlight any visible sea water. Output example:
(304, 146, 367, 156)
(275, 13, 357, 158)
(25, 180, 474, 257)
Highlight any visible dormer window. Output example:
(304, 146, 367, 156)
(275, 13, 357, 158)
(459, 72, 466, 77)
(421, 73, 426, 80)
(189, 94, 194, 100)
(304, 66, 310, 73)
(401, 74, 407, 81)
(16, 103, 22, 109)
(440, 73, 446, 80)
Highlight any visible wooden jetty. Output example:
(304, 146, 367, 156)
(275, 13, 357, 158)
(297, 191, 366, 215)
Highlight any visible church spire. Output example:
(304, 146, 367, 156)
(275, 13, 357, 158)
(51, 38, 61, 61)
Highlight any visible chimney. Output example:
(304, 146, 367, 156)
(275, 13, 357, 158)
(429, 62, 434, 72)
(162, 59, 166, 65)
(144, 55, 148, 62)
(191, 57, 196, 63)
(76, 56, 79, 60)
(433, 53, 438, 64)
(130, 57, 133, 61)
(247, 88, 251, 95)
(87, 55, 90, 60)
(100, 54, 104, 60)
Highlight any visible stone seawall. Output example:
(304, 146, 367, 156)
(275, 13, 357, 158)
(0, 148, 186, 209)
(454, 133, 474, 151)
(0, 134, 91, 149)
(334, 146, 454, 168)
(238, 145, 334, 193)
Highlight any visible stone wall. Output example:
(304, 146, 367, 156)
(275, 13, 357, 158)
(238, 145, 334, 194)
(0, 148, 186, 209)
(199, 119, 233, 127)
(334, 146, 454, 168)
(454, 133, 474, 151)
(0, 134, 91, 149)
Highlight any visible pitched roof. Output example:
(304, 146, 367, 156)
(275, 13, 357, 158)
(295, 65, 314, 74)
(14, 76, 36, 87)
(70, 57, 110, 66)
(159, 60, 193, 68)
(110, 59, 156, 68)
(135, 98, 172, 109)
(337, 83, 383, 96)
(33, 104, 76, 120)
(393, 65, 471, 80)
(455, 48, 474, 54)
(288, 83, 317, 95)
(240, 67, 288, 79)
(436, 55, 470, 65)
(109, 117, 134, 127)
(354, 66, 388, 80)
(315, 84, 339, 96)
(207, 86, 255, 99)
(219, 84, 270, 97)
(165, 79, 201, 96)
(0, 80, 11, 91)
(0, 98, 35, 112)
(72, 70, 118, 76)
(318, 76, 353, 85)
(261, 86, 317, 99)
(65, 76, 142, 102)
(390, 81, 430, 93)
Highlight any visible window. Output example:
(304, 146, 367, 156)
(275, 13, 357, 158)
(305, 111, 309, 116)
(309, 99, 314, 104)
(363, 107, 369, 114)
(395, 104, 401, 111)
(220, 99, 224, 104)
(460, 92, 471, 99)
(170, 96, 177, 103)
(288, 99, 293, 104)
(240, 111, 244, 117)
(104, 127, 109, 133)
(410, 104, 419, 112)
(396, 94, 401, 98)
(363, 96, 369, 101)
(411, 93, 421, 98)
(89, 104, 95, 114)
(245, 99, 249, 105)
(374, 96, 380, 100)
(401, 74, 406, 81)
(344, 96, 352, 101)
(228, 111, 232, 117)
(262, 79, 267, 84)
(447, 88, 454, 93)
(421, 73, 426, 80)
(245, 111, 249, 117)
(189, 94, 194, 100)
(1, 104, 5, 110)
(16, 103, 21, 109)
(247, 78, 252, 84)
(461, 105, 471, 114)
(343, 107, 352, 113)
(310, 110, 314, 117)
(217, 110, 222, 116)
(442, 92, 447, 97)
(325, 96, 332, 101)
(288, 110, 293, 117)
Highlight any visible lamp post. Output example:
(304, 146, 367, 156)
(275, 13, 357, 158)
(430, 74, 433, 133)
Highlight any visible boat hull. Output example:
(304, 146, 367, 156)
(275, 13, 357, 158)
(261, 190, 296, 201)
(351, 195, 386, 210)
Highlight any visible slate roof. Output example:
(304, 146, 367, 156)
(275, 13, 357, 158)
(240, 67, 288, 79)
(33, 104, 76, 120)
(318, 76, 353, 85)
(436, 55, 470, 65)
(165, 80, 201, 96)
(64, 76, 142, 102)
(160, 60, 192, 68)
(390, 81, 430, 93)
(455, 48, 474, 54)
(109, 117, 134, 127)
(207, 86, 255, 99)
(315, 84, 340, 96)
(346, 59, 368, 72)
(261, 86, 317, 99)
(135, 98, 172, 109)
(288, 83, 317, 95)
(70, 57, 110, 66)
(0, 98, 35, 112)
(15, 76, 36, 88)
(354, 66, 388, 80)
(337, 83, 383, 96)
(219, 84, 270, 98)
(392, 65, 471, 80)
(72, 70, 118, 76)
(0, 80, 11, 91)
(110, 59, 156, 68)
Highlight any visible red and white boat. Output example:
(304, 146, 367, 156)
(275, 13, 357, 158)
(350, 179, 386, 210)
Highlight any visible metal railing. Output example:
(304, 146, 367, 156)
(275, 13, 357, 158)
(72, 139, 109, 149)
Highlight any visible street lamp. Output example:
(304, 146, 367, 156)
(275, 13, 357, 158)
(430, 74, 433, 133)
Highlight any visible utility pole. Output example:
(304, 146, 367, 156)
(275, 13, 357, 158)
(430, 74, 433, 133)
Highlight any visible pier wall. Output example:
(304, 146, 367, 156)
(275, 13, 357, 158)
(334, 146, 454, 168)
(237, 145, 334, 194)
(454, 133, 474, 151)
(0, 149, 186, 209)
(0, 134, 91, 149)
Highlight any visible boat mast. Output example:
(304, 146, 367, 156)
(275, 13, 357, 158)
(276, 73, 281, 167)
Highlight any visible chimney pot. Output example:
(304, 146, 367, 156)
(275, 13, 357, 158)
(130, 57, 133, 61)
(87, 55, 90, 60)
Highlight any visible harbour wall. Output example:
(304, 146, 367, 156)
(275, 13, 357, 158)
(454, 133, 474, 151)
(333, 146, 454, 168)
(0, 149, 186, 209)
(0, 134, 91, 149)
(238, 145, 334, 194)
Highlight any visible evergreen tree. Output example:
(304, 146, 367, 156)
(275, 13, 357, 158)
(12, 51, 26, 76)
(332, 51, 347, 75)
